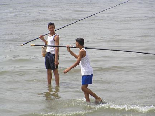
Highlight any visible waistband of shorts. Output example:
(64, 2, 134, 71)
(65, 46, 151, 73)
(47, 52, 55, 55)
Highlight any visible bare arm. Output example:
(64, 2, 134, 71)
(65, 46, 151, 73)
(54, 35, 59, 66)
(39, 35, 47, 45)
(67, 45, 78, 59)
(64, 50, 84, 73)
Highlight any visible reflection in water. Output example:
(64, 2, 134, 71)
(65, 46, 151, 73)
(44, 85, 60, 100)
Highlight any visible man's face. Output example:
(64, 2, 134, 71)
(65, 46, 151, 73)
(76, 42, 79, 48)
(48, 25, 55, 32)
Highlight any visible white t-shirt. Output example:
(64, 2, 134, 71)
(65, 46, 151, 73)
(80, 48, 93, 75)
(46, 34, 58, 54)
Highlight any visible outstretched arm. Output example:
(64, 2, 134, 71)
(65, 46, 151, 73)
(64, 50, 84, 74)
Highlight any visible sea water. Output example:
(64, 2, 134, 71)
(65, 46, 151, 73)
(0, 0, 155, 116)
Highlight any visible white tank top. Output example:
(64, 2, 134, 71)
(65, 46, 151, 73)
(46, 34, 58, 54)
(80, 48, 93, 75)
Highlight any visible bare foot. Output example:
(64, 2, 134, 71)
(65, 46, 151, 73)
(95, 97, 107, 104)
(95, 97, 102, 103)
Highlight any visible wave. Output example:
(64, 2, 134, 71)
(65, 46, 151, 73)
(95, 103, 155, 113)
(20, 99, 155, 116)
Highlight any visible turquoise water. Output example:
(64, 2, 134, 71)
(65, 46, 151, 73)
(0, 0, 155, 116)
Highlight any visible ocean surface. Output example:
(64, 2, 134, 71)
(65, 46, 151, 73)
(0, 0, 155, 116)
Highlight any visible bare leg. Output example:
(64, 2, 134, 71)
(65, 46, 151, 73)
(82, 85, 90, 102)
(53, 69, 59, 86)
(47, 69, 52, 85)
(84, 92, 90, 102)
(81, 85, 101, 101)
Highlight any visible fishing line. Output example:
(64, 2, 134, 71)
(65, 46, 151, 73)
(21, 0, 130, 46)
(31, 44, 155, 56)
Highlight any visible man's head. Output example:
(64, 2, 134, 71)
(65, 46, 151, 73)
(48, 22, 55, 32)
(76, 38, 84, 47)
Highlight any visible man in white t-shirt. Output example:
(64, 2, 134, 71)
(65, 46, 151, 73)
(64, 38, 103, 103)
(39, 22, 59, 86)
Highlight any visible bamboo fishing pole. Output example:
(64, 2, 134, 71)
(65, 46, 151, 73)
(31, 44, 76, 48)
(31, 44, 155, 56)
(21, 0, 130, 46)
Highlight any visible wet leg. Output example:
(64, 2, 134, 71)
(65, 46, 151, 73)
(81, 85, 101, 101)
(53, 69, 59, 86)
(82, 85, 90, 102)
(47, 69, 52, 85)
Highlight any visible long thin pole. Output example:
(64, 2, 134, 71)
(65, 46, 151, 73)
(21, 0, 130, 46)
(31, 44, 155, 56)
(31, 44, 76, 48)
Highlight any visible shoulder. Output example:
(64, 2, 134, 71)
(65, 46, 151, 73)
(54, 35, 59, 41)
(55, 34, 59, 37)
(79, 49, 86, 58)
(80, 48, 85, 52)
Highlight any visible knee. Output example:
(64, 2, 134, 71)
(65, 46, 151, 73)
(54, 69, 59, 76)
(47, 70, 51, 75)
(81, 86, 85, 92)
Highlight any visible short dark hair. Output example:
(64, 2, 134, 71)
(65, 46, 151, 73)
(48, 22, 55, 28)
(76, 38, 84, 46)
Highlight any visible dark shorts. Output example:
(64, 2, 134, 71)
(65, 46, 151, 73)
(82, 74, 93, 85)
(45, 52, 58, 70)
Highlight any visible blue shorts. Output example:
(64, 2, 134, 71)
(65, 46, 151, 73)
(45, 52, 58, 70)
(82, 74, 93, 85)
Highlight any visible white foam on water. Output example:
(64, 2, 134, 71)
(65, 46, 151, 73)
(29, 99, 155, 116)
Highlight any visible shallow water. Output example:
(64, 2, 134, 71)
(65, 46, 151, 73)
(0, 0, 155, 116)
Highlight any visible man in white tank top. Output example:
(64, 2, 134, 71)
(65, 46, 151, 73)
(39, 22, 59, 86)
(64, 38, 103, 104)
